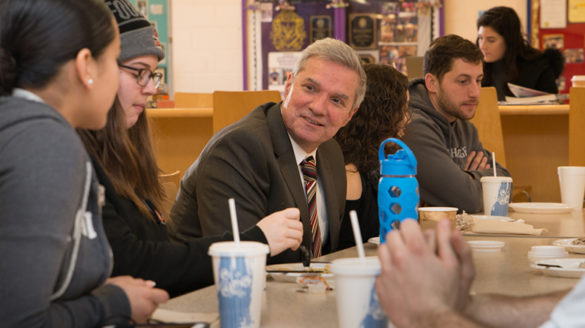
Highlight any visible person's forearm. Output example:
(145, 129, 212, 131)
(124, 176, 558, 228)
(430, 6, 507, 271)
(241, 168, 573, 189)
(392, 309, 485, 328)
(465, 292, 568, 328)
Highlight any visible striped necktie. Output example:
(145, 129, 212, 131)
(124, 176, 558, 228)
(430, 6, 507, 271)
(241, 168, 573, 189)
(301, 156, 321, 258)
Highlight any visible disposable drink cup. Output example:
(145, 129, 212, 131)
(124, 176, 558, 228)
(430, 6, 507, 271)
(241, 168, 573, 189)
(208, 241, 269, 328)
(558, 166, 585, 210)
(481, 176, 513, 216)
(331, 257, 388, 328)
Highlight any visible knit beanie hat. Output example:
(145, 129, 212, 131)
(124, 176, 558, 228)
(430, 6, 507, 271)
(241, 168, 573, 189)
(105, 0, 165, 62)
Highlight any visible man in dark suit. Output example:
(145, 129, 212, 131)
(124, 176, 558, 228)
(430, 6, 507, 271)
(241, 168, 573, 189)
(169, 38, 366, 264)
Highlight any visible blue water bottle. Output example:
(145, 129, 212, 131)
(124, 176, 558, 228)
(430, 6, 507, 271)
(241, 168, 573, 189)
(378, 138, 419, 244)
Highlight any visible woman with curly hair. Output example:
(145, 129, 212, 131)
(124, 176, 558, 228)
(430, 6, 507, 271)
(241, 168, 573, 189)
(335, 63, 410, 248)
(477, 6, 564, 101)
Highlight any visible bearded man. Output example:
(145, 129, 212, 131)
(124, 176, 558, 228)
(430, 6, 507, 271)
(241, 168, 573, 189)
(403, 34, 511, 213)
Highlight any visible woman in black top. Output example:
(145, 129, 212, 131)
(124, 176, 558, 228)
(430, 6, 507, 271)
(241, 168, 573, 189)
(78, 0, 302, 298)
(334, 64, 410, 249)
(477, 6, 564, 101)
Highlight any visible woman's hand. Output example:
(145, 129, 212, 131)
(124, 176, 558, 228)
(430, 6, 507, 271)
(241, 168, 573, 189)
(106, 276, 169, 323)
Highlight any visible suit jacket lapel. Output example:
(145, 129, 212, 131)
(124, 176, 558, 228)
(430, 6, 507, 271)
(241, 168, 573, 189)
(266, 103, 312, 243)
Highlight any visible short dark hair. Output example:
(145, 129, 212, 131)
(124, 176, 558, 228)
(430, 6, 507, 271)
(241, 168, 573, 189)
(335, 63, 409, 175)
(0, 0, 116, 95)
(423, 34, 484, 81)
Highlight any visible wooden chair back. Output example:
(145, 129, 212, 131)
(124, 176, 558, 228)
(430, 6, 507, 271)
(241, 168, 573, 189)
(470, 87, 507, 167)
(569, 87, 585, 165)
(159, 170, 181, 218)
(174, 92, 213, 108)
(212, 90, 281, 134)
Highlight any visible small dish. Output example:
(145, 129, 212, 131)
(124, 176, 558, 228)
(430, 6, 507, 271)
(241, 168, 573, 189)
(527, 245, 568, 261)
(508, 202, 572, 214)
(471, 215, 515, 222)
(468, 240, 505, 252)
(266, 262, 333, 283)
(531, 258, 585, 278)
(553, 238, 585, 254)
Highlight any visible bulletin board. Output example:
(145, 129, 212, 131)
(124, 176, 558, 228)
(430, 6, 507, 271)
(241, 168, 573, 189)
(533, 0, 585, 93)
(244, 0, 442, 93)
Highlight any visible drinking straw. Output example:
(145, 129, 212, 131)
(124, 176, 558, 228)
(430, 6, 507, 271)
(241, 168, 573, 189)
(349, 210, 365, 259)
(492, 152, 497, 177)
(228, 198, 240, 243)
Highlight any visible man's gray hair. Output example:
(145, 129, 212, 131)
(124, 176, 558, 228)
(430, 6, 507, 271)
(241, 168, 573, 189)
(293, 38, 366, 108)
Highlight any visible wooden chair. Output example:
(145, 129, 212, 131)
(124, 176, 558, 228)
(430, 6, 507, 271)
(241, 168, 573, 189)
(471, 87, 531, 201)
(174, 92, 213, 108)
(212, 90, 281, 134)
(569, 87, 585, 166)
(159, 170, 181, 218)
(470, 87, 507, 167)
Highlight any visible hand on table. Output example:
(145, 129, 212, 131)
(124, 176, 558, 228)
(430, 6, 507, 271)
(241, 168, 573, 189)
(375, 219, 474, 327)
(465, 151, 490, 171)
(257, 208, 303, 256)
(106, 276, 169, 323)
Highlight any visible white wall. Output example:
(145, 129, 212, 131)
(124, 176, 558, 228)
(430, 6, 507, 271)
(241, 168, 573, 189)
(444, 0, 527, 42)
(169, 0, 530, 93)
(171, 0, 243, 93)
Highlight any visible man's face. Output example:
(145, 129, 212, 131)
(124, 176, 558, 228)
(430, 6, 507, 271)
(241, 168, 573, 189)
(281, 56, 360, 152)
(426, 58, 483, 122)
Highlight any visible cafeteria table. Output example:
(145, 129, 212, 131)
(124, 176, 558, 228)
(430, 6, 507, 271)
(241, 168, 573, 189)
(157, 209, 585, 327)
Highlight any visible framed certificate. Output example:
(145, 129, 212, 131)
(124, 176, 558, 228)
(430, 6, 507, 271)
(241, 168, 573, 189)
(310, 15, 332, 43)
(349, 14, 377, 49)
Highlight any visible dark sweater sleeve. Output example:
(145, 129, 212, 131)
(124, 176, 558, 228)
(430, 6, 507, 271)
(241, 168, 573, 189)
(104, 197, 270, 298)
(403, 118, 485, 213)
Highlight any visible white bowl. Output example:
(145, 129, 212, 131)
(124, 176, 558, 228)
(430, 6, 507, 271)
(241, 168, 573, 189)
(468, 240, 505, 252)
(528, 245, 568, 261)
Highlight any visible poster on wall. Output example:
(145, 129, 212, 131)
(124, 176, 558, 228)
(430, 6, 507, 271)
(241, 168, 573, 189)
(569, 0, 585, 23)
(267, 51, 302, 98)
(540, 0, 567, 28)
(542, 34, 564, 49)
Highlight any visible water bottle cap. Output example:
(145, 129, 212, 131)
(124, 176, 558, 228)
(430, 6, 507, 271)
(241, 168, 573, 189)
(379, 138, 417, 176)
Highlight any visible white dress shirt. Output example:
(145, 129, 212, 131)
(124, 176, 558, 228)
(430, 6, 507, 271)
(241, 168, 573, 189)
(287, 134, 329, 245)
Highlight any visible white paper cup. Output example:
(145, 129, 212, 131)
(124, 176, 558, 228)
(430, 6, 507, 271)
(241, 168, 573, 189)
(331, 257, 388, 328)
(481, 176, 513, 216)
(208, 241, 269, 328)
(558, 166, 585, 210)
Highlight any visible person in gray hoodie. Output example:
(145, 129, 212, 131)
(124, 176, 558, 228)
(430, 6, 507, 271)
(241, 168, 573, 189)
(402, 35, 511, 213)
(0, 0, 168, 326)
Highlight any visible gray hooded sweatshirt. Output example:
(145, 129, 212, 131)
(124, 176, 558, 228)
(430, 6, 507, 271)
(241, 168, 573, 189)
(0, 95, 130, 327)
(403, 79, 511, 213)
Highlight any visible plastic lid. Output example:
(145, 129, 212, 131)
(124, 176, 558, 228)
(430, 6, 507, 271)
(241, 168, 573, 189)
(571, 75, 585, 82)
(480, 176, 513, 182)
(330, 256, 380, 275)
(379, 138, 417, 176)
(208, 241, 269, 257)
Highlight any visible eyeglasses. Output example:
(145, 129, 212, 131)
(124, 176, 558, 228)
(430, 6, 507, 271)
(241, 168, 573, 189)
(118, 63, 163, 88)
